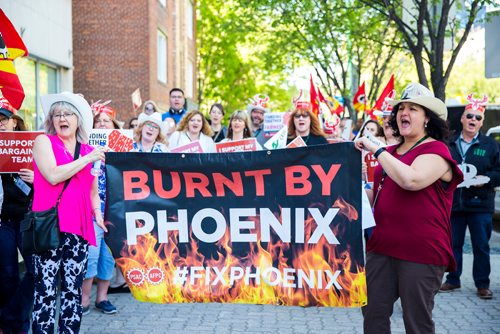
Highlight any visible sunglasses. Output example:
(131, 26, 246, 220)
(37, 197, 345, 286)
(294, 113, 310, 119)
(465, 114, 482, 121)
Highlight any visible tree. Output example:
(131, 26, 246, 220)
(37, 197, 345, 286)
(242, 0, 402, 120)
(197, 0, 296, 116)
(361, 0, 499, 100)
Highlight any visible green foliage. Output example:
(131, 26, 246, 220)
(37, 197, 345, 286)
(197, 0, 295, 120)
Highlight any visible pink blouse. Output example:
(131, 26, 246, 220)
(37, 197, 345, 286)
(32, 135, 97, 246)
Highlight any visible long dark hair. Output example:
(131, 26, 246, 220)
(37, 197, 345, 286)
(389, 104, 449, 142)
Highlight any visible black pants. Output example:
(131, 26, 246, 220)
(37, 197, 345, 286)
(362, 253, 445, 334)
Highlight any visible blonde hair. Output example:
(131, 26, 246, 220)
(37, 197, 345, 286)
(176, 110, 213, 137)
(227, 110, 253, 139)
(143, 100, 160, 113)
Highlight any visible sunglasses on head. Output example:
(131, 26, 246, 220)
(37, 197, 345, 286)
(465, 114, 482, 121)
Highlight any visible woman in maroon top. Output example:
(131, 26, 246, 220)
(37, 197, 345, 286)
(355, 83, 463, 334)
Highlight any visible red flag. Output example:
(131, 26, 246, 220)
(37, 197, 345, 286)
(0, 9, 28, 109)
(369, 74, 394, 119)
(310, 74, 320, 116)
(353, 82, 367, 112)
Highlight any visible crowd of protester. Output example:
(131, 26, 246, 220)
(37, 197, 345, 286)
(0, 83, 498, 333)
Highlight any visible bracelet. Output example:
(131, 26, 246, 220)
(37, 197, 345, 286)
(374, 147, 386, 159)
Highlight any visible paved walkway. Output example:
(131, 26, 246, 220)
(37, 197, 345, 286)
(80, 235, 500, 334)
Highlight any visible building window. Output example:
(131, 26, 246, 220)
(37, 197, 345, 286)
(157, 30, 167, 84)
(14, 57, 58, 130)
(158, 0, 166, 7)
(186, 59, 194, 98)
(186, 0, 193, 40)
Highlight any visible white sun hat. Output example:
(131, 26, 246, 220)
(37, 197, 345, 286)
(41, 92, 93, 135)
(138, 112, 167, 134)
(387, 83, 447, 120)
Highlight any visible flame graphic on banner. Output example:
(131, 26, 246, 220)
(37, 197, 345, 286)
(114, 197, 366, 307)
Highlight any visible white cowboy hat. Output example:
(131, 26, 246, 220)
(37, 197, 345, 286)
(41, 92, 93, 135)
(138, 112, 167, 134)
(387, 83, 447, 120)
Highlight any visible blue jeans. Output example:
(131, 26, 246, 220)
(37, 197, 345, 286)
(85, 222, 115, 280)
(0, 219, 34, 333)
(446, 212, 492, 289)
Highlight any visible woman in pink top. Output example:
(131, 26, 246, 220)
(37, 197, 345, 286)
(31, 92, 106, 333)
(355, 83, 463, 334)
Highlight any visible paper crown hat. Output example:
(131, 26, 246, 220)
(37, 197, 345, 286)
(464, 94, 488, 113)
(91, 100, 117, 119)
(292, 90, 311, 110)
(247, 94, 270, 113)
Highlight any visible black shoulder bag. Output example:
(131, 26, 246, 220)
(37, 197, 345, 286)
(20, 142, 81, 254)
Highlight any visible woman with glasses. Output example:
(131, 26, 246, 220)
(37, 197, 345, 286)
(31, 92, 106, 332)
(208, 103, 227, 143)
(0, 98, 35, 334)
(132, 112, 168, 152)
(169, 110, 215, 153)
(80, 101, 121, 316)
(287, 103, 328, 146)
(142, 100, 159, 116)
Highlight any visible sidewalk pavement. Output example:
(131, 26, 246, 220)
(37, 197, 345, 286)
(80, 233, 500, 334)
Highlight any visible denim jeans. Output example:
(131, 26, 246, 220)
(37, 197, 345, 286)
(446, 212, 492, 289)
(0, 219, 34, 333)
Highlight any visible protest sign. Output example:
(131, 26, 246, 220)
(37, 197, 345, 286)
(264, 126, 288, 150)
(170, 141, 204, 153)
(105, 143, 366, 307)
(0, 131, 43, 172)
(286, 136, 307, 148)
(215, 138, 257, 153)
(263, 112, 286, 138)
(88, 129, 134, 152)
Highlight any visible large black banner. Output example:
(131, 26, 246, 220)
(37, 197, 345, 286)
(104, 143, 366, 307)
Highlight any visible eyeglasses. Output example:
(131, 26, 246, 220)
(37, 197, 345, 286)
(294, 113, 310, 119)
(0, 116, 10, 125)
(53, 112, 76, 120)
(465, 114, 482, 121)
(145, 122, 160, 131)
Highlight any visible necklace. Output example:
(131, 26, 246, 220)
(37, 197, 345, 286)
(373, 135, 429, 207)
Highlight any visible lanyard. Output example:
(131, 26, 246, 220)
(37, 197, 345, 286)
(373, 135, 429, 207)
(457, 136, 476, 163)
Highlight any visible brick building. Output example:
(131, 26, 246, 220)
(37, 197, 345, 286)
(72, 0, 197, 124)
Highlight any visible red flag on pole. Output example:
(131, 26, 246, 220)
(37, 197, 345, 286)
(369, 74, 394, 119)
(310, 74, 320, 116)
(0, 9, 28, 109)
(353, 82, 367, 112)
